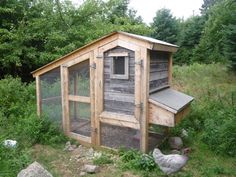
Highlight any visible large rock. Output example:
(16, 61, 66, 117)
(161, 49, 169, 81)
(64, 141, 77, 151)
(17, 161, 53, 177)
(168, 137, 183, 150)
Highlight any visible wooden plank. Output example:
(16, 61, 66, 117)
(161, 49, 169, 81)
(152, 43, 178, 53)
(149, 102, 175, 127)
(104, 92, 134, 102)
(175, 105, 190, 124)
(65, 52, 90, 67)
(100, 111, 140, 129)
(36, 76, 41, 116)
(118, 34, 153, 49)
(94, 48, 101, 146)
(134, 48, 141, 121)
(168, 54, 173, 85)
(61, 65, 70, 135)
(68, 95, 90, 103)
(104, 100, 135, 115)
(140, 48, 149, 153)
(89, 51, 96, 145)
(69, 132, 91, 143)
(108, 52, 129, 57)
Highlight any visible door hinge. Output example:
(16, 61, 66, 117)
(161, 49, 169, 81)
(92, 128, 98, 133)
(135, 59, 143, 67)
(90, 62, 96, 69)
(96, 55, 103, 59)
(135, 102, 143, 112)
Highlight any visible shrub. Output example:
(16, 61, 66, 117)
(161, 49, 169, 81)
(93, 153, 113, 165)
(201, 105, 236, 156)
(118, 148, 156, 171)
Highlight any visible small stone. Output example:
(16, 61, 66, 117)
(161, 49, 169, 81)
(17, 161, 53, 177)
(3, 139, 17, 148)
(83, 164, 99, 173)
(168, 137, 183, 150)
(80, 172, 86, 176)
(64, 141, 77, 151)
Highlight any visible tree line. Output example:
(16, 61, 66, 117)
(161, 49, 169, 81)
(0, 0, 235, 81)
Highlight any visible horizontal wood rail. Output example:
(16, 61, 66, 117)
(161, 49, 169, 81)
(99, 111, 140, 129)
(69, 132, 91, 143)
(68, 95, 90, 103)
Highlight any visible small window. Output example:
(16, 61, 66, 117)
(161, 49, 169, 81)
(110, 53, 129, 79)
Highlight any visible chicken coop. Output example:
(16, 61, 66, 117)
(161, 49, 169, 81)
(32, 31, 193, 153)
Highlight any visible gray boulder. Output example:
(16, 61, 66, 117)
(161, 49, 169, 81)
(168, 137, 183, 150)
(83, 164, 99, 173)
(17, 161, 53, 177)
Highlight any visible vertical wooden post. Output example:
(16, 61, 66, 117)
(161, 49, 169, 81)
(61, 65, 70, 135)
(94, 48, 103, 146)
(168, 54, 173, 86)
(89, 51, 96, 145)
(140, 48, 150, 153)
(134, 49, 142, 122)
(36, 75, 41, 116)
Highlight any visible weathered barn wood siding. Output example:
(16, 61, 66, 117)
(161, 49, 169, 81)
(104, 47, 135, 115)
(149, 51, 170, 92)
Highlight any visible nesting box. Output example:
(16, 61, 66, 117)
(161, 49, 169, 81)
(32, 31, 193, 152)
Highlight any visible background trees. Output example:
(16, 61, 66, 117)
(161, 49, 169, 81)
(0, 0, 235, 81)
(151, 8, 179, 44)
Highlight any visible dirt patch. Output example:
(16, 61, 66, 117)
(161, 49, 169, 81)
(32, 144, 139, 177)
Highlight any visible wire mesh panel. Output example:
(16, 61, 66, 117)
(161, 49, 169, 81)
(69, 60, 90, 97)
(101, 123, 140, 150)
(68, 60, 91, 137)
(148, 124, 166, 152)
(69, 101, 91, 137)
(40, 67, 62, 127)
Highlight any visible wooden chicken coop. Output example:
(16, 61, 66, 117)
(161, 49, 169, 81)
(32, 31, 193, 153)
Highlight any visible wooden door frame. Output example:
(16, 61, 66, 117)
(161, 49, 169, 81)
(61, 51, 95, 145)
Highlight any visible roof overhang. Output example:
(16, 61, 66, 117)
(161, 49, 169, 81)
(31, 31, 178, 77)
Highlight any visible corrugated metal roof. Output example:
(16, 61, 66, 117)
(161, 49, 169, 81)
(119, 31, 178, 47)
(149, 88, 194, 112)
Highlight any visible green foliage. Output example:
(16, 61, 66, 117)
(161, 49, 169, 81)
(172, 63, 236, 156)
(118, 148, 156, 171)
(0, 0, 151, 81)
(201, 103, 236, 156)
(0, 76, 67, 177)
(174, 16, 205, 65)
(0, 144, 32, 177)
(192, 0, 236, 64)
(93, 153, 113, 165)
(151, 8, 179, 44)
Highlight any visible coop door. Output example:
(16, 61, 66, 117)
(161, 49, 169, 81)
(62, 53, 94, 143)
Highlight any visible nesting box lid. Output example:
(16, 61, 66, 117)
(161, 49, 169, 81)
(149, 88, 194, 113)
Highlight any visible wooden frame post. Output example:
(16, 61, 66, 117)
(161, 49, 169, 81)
(168, 54, 173, 86)
(61, 65, 70, 135)
(89, 51, 96, 145)
(94, 48, 103, 146)
(140, 48, 150, 153)
(36, 76, 41, 116)
(134, 49, 142, 122)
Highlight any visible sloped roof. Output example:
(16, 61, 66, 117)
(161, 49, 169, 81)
(32, 31, 178, 76)
(149, 88, 194, 113)
(119, 31, 178, 47)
